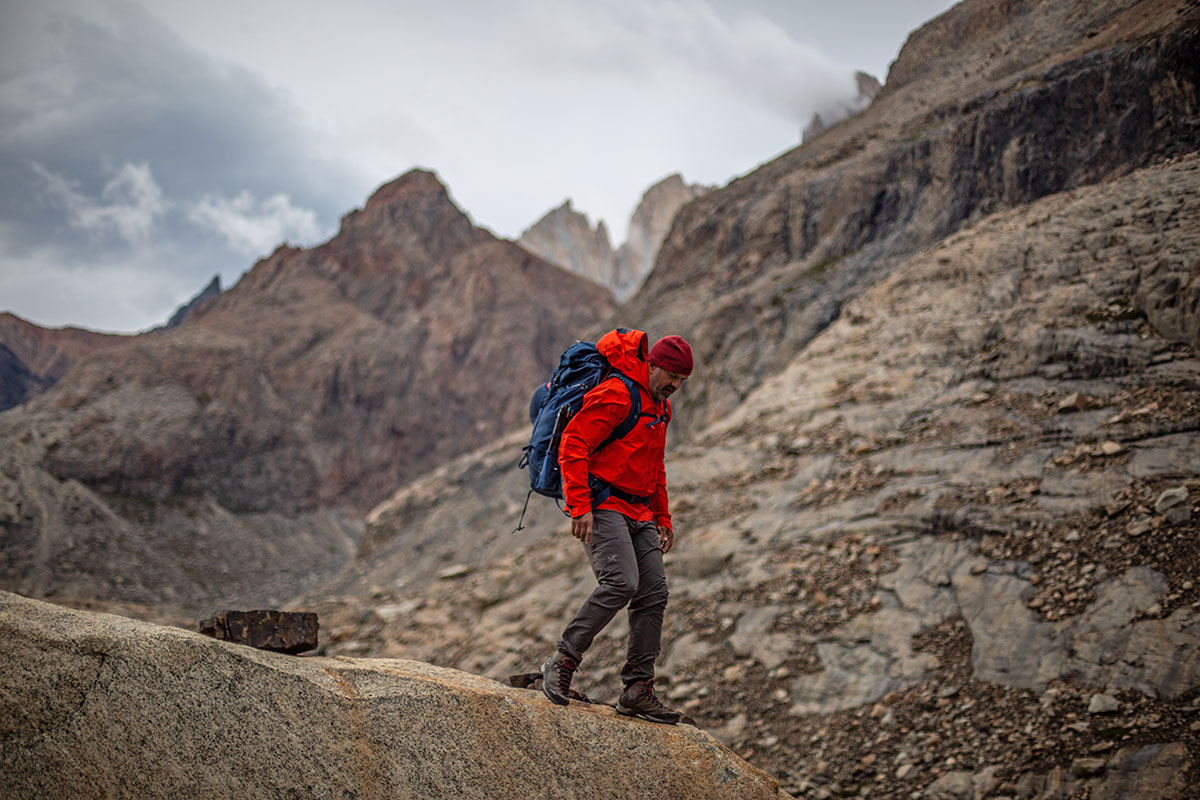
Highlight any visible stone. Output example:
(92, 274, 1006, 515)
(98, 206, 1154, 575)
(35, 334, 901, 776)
(1071, 757, 1107, 777)
(1098, 441, 1125, 456)
(2, 593, 785, 800)
(924, 770, 974, 799)
(896, 763, 914, 779)
(1091, 743, 1190, 800)
(437, 564, 471, 580)
(1056, 392, 1090, 413)
(1088, 693, 1120, 714)
(1153, 487, 1189, 513)
(198, 609, 319, 654)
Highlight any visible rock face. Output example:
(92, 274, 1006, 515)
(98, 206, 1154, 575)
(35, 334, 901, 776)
(0, 312, 127, 411)
(624, 0, 1200, 440)
(613, 174, 710, 301)
(0, 169, 614, 612)
(519, 174, 709, 302)
(801, 70, 882, 143)
(517, 198, 616, 289)
(0, 591, 790, 800)
(164, 274, 221, 329)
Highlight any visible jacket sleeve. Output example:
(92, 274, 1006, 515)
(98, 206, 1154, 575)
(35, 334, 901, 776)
(558, 381, 629, 517)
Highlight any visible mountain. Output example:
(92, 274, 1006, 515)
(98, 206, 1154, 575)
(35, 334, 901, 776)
(0, 591, 791, 800)
(0, 169, 615, 613)
(518, 174, 709, 302)
(164, 274, 222, 329)
(308, 1, 1200, 797)
(0, 313, 127, 411)
(801, 70, 883, 143)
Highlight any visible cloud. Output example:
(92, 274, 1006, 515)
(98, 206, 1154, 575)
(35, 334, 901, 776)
(188, 191, 326, 257)
(32, 161, 166, 245)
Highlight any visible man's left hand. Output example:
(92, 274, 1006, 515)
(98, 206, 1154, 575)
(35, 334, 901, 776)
(658, 525, 675, 554)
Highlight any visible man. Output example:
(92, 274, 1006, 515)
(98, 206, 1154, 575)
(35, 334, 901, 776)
(540, 328, 693, 724)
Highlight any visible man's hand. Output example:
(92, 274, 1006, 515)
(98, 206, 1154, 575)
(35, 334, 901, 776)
(571, 512, 594, 545)
(658, 525, 675, 554)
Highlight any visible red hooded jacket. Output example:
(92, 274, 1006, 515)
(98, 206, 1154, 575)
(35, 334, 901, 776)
(558, 328, 672, 530)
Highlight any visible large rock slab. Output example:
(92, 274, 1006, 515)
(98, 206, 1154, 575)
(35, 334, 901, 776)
(0, 592, 790, 800)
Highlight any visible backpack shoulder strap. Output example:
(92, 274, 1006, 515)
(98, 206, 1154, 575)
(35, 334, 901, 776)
(593, 373, 638, 451)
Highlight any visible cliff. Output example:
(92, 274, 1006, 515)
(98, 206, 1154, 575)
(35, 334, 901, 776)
(0, 312, 127, 411)
(0, 591, 790, 800)
(519, 174, 709, 302)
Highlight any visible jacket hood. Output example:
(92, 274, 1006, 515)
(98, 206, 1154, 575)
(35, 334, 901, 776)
(597, 328, 650, 389)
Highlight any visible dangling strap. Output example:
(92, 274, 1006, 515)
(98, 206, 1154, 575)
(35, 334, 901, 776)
(512, 489, 534, 534)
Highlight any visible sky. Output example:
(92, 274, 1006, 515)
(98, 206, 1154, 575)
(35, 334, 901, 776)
(0, 0, 956, 333)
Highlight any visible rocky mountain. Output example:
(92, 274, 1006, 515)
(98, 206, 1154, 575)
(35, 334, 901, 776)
(518, 174, 709, 302)
(0, 312, 127, 411)
(0, 592, 791, 800)
(305, 1, 1200, 797)
(163, 274, 221, 329)
(0, 169, 614, 613)
(516, 198, 616, 289)
(802, 71, 883, 143)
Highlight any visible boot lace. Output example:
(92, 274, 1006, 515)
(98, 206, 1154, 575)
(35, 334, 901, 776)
(638, 679, 669, 711)
(556, 655, 578, 693)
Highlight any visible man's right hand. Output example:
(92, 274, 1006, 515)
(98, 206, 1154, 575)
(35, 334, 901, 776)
(571, 512, 594, 545)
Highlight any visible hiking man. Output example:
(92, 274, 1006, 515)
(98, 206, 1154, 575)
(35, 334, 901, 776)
(540, 328, 693, 724)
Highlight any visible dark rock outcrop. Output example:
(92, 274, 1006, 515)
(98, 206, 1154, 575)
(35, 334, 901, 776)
(198, 609, 319, 654)
(164, 274, 221, 329)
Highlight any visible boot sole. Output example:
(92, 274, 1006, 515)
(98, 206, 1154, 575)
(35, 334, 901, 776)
(616, 703, 680, 724)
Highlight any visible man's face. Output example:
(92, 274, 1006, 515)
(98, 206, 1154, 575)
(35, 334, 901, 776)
(649, 365, 688, 403)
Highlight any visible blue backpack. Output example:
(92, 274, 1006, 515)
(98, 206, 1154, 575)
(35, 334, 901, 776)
(514, 339, 646, 530)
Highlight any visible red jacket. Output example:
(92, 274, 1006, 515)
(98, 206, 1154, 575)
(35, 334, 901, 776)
(558, 328, 672, 530)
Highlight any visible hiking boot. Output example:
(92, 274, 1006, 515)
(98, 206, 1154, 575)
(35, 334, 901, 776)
(616, 679, 681, 724)
(541, 651, 579, 706)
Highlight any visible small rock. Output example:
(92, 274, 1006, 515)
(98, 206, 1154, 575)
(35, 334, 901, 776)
(1090, 741, 1114, 753)
(861, 753, 877, 767)
(870, 703, 889, 719)
(1144, 603, 1163, 616)
(437, 564, 471, 580)
(723, 664, 744, 683)
(1154, 487, 1189, 513)
(1126, 520, 1152, 537)
(896, 763, 914, 779)
(1098, 441, 1125, 456)
(1166, 505, 1192, 525)
(970, 563, 988, 575)
(1190, 720, 1200, 733)
(1088, 693, 1120, 714)
(1056, 392, 1090, 413)
(1070, 757, 1107, 777)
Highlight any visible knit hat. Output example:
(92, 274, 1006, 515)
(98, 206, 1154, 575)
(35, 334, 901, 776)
(649, 335, 693, 376)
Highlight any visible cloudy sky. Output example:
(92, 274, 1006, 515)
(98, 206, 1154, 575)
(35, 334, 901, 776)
(1, 0, 955, 333)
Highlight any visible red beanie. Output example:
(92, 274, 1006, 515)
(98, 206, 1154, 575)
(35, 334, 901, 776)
(649, 335, 693, 376)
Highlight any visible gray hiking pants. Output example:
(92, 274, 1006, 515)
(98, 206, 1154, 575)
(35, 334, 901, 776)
(557, 509, 668, 685)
